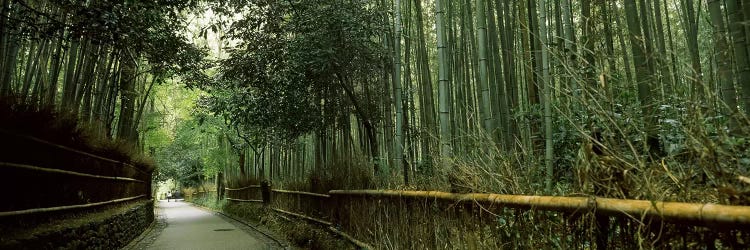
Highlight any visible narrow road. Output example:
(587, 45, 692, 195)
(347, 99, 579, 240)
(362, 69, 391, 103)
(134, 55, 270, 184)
(131, 200, 281, 250)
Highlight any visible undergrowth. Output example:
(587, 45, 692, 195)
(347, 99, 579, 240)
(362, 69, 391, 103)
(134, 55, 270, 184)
(254, 87, 750, 249)
(185, 186, 353, 249)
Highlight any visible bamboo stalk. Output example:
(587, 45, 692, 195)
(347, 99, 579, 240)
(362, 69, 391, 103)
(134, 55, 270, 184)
(329, 190, 750, 227)
(226, 198, 263, 203)
(0, 195, 147, 217)
(271, 189, 330, 198)
(328, 226, 373, 250)
(0, 162, 144, 183)
(271, 208, 333, 226)
(224, 185, 260, 191)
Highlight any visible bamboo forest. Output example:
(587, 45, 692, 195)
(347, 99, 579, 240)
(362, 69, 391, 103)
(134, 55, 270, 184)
(1, 0, 750, 249)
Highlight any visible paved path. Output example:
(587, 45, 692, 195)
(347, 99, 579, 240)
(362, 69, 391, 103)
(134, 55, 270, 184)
(131, 200, 280, 250)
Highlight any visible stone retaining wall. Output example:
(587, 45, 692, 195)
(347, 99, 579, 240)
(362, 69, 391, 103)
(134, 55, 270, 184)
(0, 200, 153, 250)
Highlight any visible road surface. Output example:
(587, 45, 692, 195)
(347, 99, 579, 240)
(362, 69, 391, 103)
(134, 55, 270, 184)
(128, 200, 283, 250)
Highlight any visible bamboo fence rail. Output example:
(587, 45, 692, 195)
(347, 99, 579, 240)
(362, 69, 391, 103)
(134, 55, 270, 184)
(327, 226, 373, 250)
(226, 198, 263, 203)
(225, 185, 260, 191)
(270, 207, 372, 249)
(329, 190, 750, 227)
(271, 189, 330, 198)
(0, 195, 148, 217)
(0, 162, 144, 183)
(271, 207, 333, 226)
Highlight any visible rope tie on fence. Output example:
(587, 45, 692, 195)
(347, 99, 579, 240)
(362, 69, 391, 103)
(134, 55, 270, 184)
(587, 195, 597, 213)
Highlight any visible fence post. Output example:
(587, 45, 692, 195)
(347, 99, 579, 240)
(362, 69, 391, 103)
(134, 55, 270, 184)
(261, 180, 271, 205)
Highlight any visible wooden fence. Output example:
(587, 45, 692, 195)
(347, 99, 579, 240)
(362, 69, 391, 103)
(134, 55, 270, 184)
(225, 183, 750, 249)
(189, 189, 217, 201)
(0, 132, 151, 218)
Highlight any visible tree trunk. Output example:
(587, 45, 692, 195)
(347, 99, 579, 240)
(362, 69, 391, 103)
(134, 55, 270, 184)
(708, 0, 739, 134)
(414, 0, 436, 165)
(681, 0, 703, 100)
(117, 56, 137, 143)
(61, 39, 80, 111)
(625, 0, 660, 156)
(539, 0, 553, 194)
(436, 0, 452, 158)
(726, 0, 750, 117)
(393, 0, 406, 182)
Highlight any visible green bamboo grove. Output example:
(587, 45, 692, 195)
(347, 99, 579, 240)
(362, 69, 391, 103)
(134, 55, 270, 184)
(191, 0, 750, 194)
(3, 0, 750, 196)
(0, 0, 205, 145)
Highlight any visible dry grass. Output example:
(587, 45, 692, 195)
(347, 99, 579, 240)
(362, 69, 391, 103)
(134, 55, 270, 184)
(222, 202, 354, 250)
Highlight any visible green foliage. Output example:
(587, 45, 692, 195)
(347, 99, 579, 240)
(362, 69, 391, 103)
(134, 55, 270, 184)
(195, 0, 386, 143)
(143, 83, 235, 186)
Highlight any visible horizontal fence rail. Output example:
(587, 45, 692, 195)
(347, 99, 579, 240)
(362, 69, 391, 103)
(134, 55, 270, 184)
(225, 185, 260, 191)
(0, 195, 148, 217)
(1, 162, 144, 183)
(0, 129, 147, 175)
(329, 190, 750, 227)
(272, 208, 333, 226)
(271, 206, 372, 249)
(271, 189, 330, 198)
(327, 226, 373, 250)
(226, 198, 263, 203)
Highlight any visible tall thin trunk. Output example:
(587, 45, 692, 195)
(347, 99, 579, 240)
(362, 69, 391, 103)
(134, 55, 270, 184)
(528, 0, 541, 105)
(0, 0, 10, 95)
(488, 0, 510, 149)
(414, 0, 435, 164)
(539, 0, 553, 193)
(117, 57, 137, 143)
(727, 0, 750, 117)
(625, 0, 660, 155)
(744, 2, 750, 58)
(476, 0, 493, 135)
(664, 0, 680, 97)
(61, 39, 80, 110)
(133, 75, 157, 133)
(614, 4, 634, 87)
(561, 0, 575, 95)
(496, 0, 514, 148)
(708, 0, 738, 133)
(393, 0, 406, 183)
(581, 0, 596, 88)
(21, 42, 44, 104)
(46, 33, 65, 106)
(436, 0, 452, 157)
(681, 0, 703, 99)
(652, 0, 673, 96)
